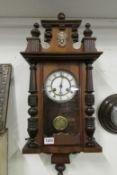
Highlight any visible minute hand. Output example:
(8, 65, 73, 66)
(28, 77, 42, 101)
(59, 76, 64, 95)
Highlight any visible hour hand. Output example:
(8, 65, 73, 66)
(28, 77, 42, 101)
(66, 88, 73, 93)
(52, 88, 56, 92)
(49, 88, 56, 93)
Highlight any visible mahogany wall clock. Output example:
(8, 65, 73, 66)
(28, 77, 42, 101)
(21, 13, 103, 175)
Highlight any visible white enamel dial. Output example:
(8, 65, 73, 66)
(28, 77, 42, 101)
(44, 70, 78, 103)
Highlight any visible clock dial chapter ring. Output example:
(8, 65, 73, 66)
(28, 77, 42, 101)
(45, 70, 78, 103)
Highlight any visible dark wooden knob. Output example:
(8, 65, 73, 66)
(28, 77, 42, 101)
(58, 12, 66, 20)
(55, 164, 65, 175)
(84, 23, 93, 37)
(44, 31, 52, 42)
(31, 23, 40, 37)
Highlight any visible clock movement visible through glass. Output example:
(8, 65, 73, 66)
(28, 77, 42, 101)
(44, 70, 79, 103)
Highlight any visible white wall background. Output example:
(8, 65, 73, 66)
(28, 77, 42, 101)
(0, 18, 117, 175)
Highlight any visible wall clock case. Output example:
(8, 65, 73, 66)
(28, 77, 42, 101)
(21, 13, 103, 175)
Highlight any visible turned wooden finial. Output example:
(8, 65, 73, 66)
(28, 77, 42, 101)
(24, 23, 41, 53)
(55, 164, 66, 175)
(31, 23, 40, 37)
(83, 23, 93, 37)
(82, 23, 97, 52)
(58, 12, 66, 20)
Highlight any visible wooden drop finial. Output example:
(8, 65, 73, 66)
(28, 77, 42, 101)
(84, 23, 93, 37)
(31, 23, 40, 37)
(55, 164, 66, 175)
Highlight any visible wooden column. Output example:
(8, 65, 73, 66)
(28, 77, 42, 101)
(22, 23, 41, 148)
(85, 63, 96, 147)
(27, 64, 38, 148)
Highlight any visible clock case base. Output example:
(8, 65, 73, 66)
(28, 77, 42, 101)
(23, 143, 102, 175)
(23, 143, 102, 154)
(23, 142, 102, 174)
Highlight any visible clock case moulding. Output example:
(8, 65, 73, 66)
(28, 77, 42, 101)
(21, 13, 103, 175)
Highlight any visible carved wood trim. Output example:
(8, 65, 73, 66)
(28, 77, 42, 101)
(26, 64, 39, 148)
(85, 63, 96, 147)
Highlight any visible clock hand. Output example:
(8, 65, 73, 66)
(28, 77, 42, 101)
(66, 87, 73, 93)
(59, 75, 64, 95)
(60, 75, 63, 88)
